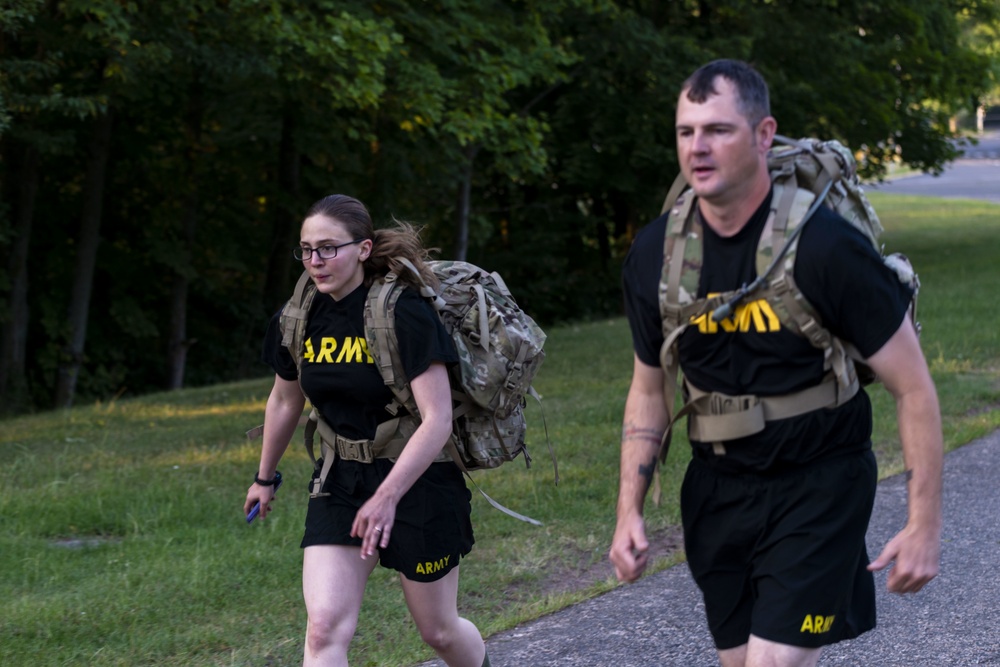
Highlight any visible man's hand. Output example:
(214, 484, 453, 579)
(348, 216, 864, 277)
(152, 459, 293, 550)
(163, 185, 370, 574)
(609, 513, 651, 583)
(868, 520, 941, 593)
(865, 321, 943, 595)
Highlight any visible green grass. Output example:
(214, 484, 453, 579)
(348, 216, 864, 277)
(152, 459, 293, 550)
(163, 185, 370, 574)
(2, 193, 999, 666)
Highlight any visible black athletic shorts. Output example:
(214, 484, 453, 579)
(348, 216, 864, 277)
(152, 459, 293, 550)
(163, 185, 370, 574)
(681, 450, 878, 650)
(301, 457, 475, 583)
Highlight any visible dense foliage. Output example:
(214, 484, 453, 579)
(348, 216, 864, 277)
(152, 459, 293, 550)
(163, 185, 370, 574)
(1, 0, 997, 413)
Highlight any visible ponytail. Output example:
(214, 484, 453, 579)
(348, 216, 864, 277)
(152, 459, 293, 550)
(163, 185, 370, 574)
(364, 220, 440, 289)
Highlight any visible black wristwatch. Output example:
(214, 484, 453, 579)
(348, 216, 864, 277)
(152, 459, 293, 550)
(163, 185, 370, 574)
(255, 470, 282, 486)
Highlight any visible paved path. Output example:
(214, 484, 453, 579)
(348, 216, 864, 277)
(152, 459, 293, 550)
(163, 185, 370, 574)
(418, 148, 1000, 667)
(418, 430, 1000, 667)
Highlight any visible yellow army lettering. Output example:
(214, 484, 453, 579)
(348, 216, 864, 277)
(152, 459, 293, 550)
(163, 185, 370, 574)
(304, 337, 374, 364)
(415, 555, 451, 576)
(691, 294, 781, 334)
(335, 336, 371, 363)
(314, 337, 338, 363)
(799, 614, 835, 634)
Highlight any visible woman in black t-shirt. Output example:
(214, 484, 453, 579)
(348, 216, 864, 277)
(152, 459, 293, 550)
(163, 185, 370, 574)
(244, 194, 490, 667)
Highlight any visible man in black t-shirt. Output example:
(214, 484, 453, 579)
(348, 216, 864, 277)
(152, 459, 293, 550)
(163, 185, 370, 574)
(609, 60, 943, 667)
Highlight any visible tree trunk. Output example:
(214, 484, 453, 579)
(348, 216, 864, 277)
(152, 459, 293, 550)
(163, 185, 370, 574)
(263, 109, 301, 314)
(453, 144, 479, 261)
(54, 109, 114, 409)
(166, 189, 197, 390)
(0, 141, 40, 411)
(166, 87, 207, 390)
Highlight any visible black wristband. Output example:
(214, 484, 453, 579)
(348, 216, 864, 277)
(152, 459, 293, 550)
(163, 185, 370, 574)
(255, 470, 282, 486)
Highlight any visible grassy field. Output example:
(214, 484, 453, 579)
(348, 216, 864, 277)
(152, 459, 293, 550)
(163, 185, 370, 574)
(2, 193, 999, 666)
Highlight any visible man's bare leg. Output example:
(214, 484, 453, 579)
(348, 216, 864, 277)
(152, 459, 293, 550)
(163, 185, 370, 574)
(718, 635, 821, 667)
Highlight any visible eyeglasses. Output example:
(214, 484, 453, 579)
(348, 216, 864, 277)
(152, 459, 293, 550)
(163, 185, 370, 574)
(293, 239, 364, 261)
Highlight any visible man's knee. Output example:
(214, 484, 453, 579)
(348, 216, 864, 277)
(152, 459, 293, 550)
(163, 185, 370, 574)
(742, 634, 822, 667)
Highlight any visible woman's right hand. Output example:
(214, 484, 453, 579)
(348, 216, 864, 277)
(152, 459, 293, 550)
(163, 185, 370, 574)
(244, 375, 305, 521)
(244, 481, 277, 520)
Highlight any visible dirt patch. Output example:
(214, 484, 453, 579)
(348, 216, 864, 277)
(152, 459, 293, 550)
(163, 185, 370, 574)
(49, 536, 121, 549)
(965, 401, 1000, 417)
(531, 526, 684, 599)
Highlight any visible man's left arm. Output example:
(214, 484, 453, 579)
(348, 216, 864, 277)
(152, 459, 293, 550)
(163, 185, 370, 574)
(864, 318, 943, 593)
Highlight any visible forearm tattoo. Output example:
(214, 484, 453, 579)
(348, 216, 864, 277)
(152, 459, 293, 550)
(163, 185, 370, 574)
(623, 425, 664, 495)
(622, 425, 663, 446)
(638, 455, 658, 494)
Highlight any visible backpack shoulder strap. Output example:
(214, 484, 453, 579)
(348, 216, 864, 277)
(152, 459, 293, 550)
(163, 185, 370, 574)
(364, 272, 415, 411)
(659, 171, 692, 217)
(279, 270, 319, 374)
(758, 140, 859, 396)
(655, 188, 731, 471)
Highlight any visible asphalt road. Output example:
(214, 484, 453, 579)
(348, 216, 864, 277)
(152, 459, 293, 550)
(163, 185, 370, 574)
(871, 131, 1000, 204)
(417, 430, 1000, 666)
(417, 147, 1000, 667)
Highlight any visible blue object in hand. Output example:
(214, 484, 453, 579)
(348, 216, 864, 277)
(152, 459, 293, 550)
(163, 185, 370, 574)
(247, 473, 283, 524)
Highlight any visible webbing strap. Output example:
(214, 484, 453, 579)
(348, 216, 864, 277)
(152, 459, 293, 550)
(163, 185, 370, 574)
(659, 172, 692, 217)
(304, 409, 409, 497)
(371, 275, 401, 387)
(657, 191, 699, 465)
(684, 371, 859, 445)
(447, 437, 543, 526)
(396, 256, 444, 307)
(656, 291, 731, 463)
(281, 270, 315, 348)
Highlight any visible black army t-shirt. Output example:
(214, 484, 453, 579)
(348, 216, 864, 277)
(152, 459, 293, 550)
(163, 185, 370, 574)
(262, 282, 457, 442)
(622, 191, 914, 473)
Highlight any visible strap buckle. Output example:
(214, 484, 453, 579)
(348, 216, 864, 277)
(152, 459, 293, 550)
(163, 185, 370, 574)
(336, 436, 375, 464)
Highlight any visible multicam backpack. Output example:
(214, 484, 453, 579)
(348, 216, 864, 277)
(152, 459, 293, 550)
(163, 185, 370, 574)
(655, 135, 920, 463)
(279, 258, 552, 525)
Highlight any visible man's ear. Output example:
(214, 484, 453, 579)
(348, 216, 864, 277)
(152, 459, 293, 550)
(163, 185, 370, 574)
(757, 116, 777, 150)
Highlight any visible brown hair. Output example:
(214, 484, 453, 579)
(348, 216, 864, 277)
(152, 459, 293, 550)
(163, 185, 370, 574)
(682, 59, 771, 129)
(304, 194, 439, 288)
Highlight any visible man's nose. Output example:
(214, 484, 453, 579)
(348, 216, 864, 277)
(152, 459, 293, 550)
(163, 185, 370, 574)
(690, 131, 710, 153)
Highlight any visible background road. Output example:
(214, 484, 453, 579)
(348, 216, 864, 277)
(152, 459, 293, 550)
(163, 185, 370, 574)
(418, 139, 1000, 667)
(872, 131, 1000, 204)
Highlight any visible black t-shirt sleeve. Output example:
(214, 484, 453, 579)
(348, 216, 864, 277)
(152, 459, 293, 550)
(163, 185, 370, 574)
(393, 288, 459, 381)
(622, 215, 669, 367)
(261, 308, 299, 381)
(794, 207, 914, 359)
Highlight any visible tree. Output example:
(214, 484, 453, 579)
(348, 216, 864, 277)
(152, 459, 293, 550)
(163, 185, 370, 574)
(366, 0, 579, 260)
(241, 1, 399, 313)
(959, 0, 1000, 129)
(1, 0, 997, 414)
(50, 1, 142, 408)
(1, 0, 119, 409)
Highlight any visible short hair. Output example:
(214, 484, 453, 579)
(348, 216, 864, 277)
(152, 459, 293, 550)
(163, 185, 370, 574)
(681, 59, 771, 127)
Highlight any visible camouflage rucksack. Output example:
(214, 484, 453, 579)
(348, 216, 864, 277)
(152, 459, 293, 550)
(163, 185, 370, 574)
(279, 258, 552, 525)
(655, 135, 920, 463)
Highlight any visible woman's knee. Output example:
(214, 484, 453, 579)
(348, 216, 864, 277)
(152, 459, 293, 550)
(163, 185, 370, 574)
(305, 606, 357, 654)
(413, 614, 461, 652)
(420, 615, 480, 655)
